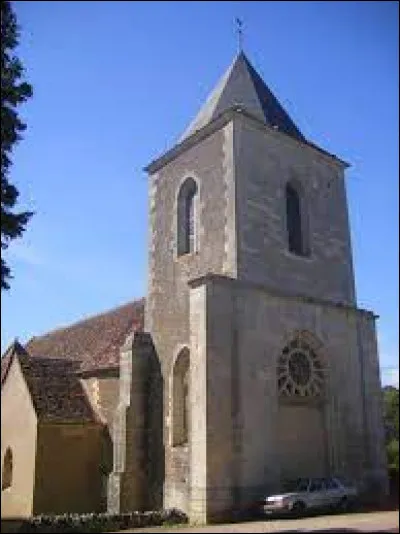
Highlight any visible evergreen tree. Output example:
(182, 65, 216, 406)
(1, 0, 33, 290)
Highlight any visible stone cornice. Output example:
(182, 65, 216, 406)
(144, 105, 349, 175)
(188, 272, 377, 319)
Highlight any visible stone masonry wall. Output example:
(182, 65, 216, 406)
(234, 114, 356, 305)
(188, 274, 384, 521)
(356, 313, 389, 497)
(108, 333, 153, 514)
(146, 124, 237, 513)
(34, 423, 104, 515)
(83, 376, 119, 431)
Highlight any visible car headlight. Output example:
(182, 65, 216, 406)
(266, 496, 291, 506)
(275, 496, 291, 506)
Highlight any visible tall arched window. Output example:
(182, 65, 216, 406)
(2, 448, 13, 491)
(285, 182, 307, 256)
(177, 178, 198, 256)
(172, 348, 190, 446)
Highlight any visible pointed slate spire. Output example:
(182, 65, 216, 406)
(180, 52, 304, 143)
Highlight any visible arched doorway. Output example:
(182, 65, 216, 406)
(172, 348, 190, 447)
(167, 347, 190, 514)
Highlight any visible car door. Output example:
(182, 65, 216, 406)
(324, 477, 343, 507)
(307, 478, 326, 509)
(295, 478, 311, 506)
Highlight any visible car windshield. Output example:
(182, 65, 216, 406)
(283, 478, 309, 492)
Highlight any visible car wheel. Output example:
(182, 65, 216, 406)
(291, 501, 306, 517)
(337, 496, 349, 513)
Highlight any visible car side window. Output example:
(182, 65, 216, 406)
(325, 478, 338, 490)
(309, 479, 324, 492)
(297, 479, 309, 492)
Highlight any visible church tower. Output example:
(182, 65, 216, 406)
(145, 52, 387, 522)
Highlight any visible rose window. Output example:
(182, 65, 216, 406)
(278, 337, 325, 398)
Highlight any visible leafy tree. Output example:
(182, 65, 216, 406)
(387, 439, 399, 471)
(383, 386, 399, 471)
(1, 0, 33, 290)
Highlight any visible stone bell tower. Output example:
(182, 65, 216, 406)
(142, 51, 387, 523)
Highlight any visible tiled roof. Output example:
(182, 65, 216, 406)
(1, 342, 99, 423)
(20, 355, 99, 423)
(25, 299, 145, 373)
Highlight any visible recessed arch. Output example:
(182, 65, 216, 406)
(171, 347, 190, 446)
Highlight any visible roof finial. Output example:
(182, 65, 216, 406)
(235, 17, 243, 53)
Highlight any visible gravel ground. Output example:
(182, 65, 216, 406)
(116, 510, 399, 533)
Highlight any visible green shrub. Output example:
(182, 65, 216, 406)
(17, 508, 187, 533)
(387, 438, 399, 471)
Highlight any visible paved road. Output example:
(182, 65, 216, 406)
(118, 510, 399, 533)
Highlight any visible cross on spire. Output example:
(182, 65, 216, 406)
(235, 17, 243, 52)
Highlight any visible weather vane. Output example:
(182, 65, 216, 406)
(235, 17, 243, 52)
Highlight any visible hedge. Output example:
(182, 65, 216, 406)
(2, 508, 188, 533)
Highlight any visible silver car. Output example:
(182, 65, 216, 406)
(261, 477, 358, 516)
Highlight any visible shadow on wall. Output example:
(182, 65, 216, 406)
(100, 426, 113, 512)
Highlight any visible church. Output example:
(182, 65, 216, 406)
(1, 51, 388, 523)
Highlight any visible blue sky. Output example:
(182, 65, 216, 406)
(2, 1, 398, 386)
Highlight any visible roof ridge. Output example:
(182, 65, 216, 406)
(25, 298, 145, 345)
(242, 54, 304, 140)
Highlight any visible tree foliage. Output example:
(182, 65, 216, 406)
(1, 0, 33, 290)
(383, 386, 399, 471)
